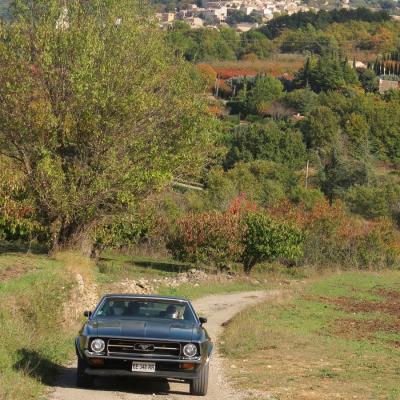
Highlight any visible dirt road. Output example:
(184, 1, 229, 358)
(49, 290, 278, 400)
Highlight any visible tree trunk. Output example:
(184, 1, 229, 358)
(243, 256, 257, 275)
(49, 219, 94, 257)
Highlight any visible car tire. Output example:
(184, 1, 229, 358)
(190, 362, 209, 396)
(76, 356, 94, 388)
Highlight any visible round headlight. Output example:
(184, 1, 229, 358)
(91, 338, 105, 353)
(183, 343, 197, 357)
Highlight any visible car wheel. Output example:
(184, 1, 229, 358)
(76, 356, 94, 388)
(190, 362, 209, 396)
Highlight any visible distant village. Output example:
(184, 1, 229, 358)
(155, 0, 350, 31)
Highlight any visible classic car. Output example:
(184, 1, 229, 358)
(75, 294, 213, 396)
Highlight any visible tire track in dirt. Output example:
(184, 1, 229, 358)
(49, 290, 282, 400)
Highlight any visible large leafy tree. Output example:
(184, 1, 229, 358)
(301, 105, 340, 158)
(245, 75, 284, 115)
(0, 0, 216, 253)
(224, 121, 306, 169)
(295, 54, 359, 92)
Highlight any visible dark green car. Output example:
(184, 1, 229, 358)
(76, 294, 213, 396)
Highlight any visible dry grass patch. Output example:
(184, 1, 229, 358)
(0, 254, 45, 282)
(211, 53, 305, 76)
(54, 251, 95, 282)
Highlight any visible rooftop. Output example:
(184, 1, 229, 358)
(101, 294, 190, 302)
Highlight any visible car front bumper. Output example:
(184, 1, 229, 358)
(81, 354, 205, 381)
(84, 367, 200, 380)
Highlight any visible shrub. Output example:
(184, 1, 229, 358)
(245, 76, 284, 116)
(345, 183, 400, 221)
(345, 185, 389, 218)
(283, 88, 319, 114)
(217, 79, 234, 98)
(166, 210, 244, 268)
(196, 64, 217, 93)
(269, 199, 400, 269)
(241, 52, 259, 62)
(289, 187, 325, 209)
(241, 212, 304, 274)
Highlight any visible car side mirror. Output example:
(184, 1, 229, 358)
(199, 317, 207, 325)
(84, 310, 92, 318)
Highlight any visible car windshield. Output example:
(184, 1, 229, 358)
(93, 298, 197, 323)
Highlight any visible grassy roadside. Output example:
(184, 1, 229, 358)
(0, 253, 75, 400)
(0, 250, 301, 400)
(221, 271, 400, 400)
(95, 254, 304, 300)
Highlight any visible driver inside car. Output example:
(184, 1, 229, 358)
(109, 301, 126, 316)
(165, 304, 180, 319)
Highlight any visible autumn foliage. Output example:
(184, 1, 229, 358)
(196, 63, 217, 92)
(166, 195, 400, 273)
(213, 67, 257, 79)
(166, 194, 253, 267)
(166, 210, 244, 268)
(269, 199, 400, 269)
(0, 158, 44, 241)
(166, 194, 305, 272)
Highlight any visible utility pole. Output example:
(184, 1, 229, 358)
(215, 75, 220, 97)
(305, 160, 309, 189)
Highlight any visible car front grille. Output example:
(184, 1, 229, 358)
(107, 339, 181, 357)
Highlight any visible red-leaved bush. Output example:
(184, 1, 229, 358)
(166, 194, 258, 268)
(166, 210, 244, 267)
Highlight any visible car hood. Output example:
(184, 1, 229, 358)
(84, 319, 202, 342)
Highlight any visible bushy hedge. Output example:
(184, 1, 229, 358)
(166, 195, 305, 273)
(166, 197, 400, 273)
(166, 210, 244, 268)
(241, 212, 304, 273)
(270, 199, 400, 269)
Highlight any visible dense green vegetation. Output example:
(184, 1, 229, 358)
(222, 271, 400, 399)
(0, 0, 216, 254)
(165, 8, 400, 62)
(2, 0, 400, 276)
(259, 7, 390, 39)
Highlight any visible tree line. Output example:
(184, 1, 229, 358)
(2, 0, 400, 274)
(165, 8, 399, 62)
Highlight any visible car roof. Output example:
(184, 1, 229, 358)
(101, 294, 190, 303)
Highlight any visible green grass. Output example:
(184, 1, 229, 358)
(221, 271, 400, 400)
(0, 253, 74, 400)
(96, 254, 191, 284)
(308, 271, 400, 300)
(95, 254, 292, 300)
(158, 280, 267, 300)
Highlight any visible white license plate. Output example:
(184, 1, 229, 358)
(132, 362, 156, 373)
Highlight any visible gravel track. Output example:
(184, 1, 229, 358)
(49, 290, 279, 400)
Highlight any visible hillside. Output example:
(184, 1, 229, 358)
(1, 2, 400, 399)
